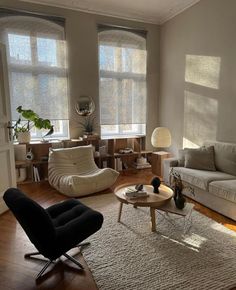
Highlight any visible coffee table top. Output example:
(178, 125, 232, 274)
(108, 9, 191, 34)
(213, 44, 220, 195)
(114, 184, 173, 207)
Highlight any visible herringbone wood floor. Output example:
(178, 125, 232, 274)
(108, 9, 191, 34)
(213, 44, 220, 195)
(0, 169, 235, 290)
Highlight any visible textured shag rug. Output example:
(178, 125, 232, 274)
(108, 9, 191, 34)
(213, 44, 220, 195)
(81, 193, 236, 290)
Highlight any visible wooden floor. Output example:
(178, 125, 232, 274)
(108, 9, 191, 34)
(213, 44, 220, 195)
(0, 169, 236, 290)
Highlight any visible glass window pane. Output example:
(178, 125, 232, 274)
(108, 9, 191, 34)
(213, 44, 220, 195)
(30, 120, 69, 139)
(122, 48, 132, 73)
(122, 47, 146, 74)
(38, 74, 68, 120)
(118, 79, 133, 124)
(8, 33, 31, 64)
(100, 78, 118, 125)
(99, 45, 115, 71)
(37, 37, 57, 66)
(10, 72, 36, 120)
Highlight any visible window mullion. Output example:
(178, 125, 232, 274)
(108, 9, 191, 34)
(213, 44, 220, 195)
(30, 31, 37, 67)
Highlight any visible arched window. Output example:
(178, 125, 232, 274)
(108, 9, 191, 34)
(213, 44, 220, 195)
(98, 28, 147, 138)
(0, 15, 69, 139)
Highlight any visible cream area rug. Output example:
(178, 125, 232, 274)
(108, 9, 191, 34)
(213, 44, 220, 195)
(81, 193, 236, 290)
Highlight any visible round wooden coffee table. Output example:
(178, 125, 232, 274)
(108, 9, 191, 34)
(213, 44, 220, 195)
(114, 184, 173, 232)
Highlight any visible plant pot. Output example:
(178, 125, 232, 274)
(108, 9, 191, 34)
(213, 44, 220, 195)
(174, 188, 186, 209)
(17, 131, 31, 144)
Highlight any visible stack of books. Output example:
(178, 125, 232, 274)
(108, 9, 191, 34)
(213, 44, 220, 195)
(124, 187, 148, 198)
(115, 158, 123, 171)
(133, 156, 151, 169)
(132, 162, 151, 169)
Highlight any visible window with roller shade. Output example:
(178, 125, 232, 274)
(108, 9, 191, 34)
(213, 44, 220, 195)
(0, 14, 69, 139)
(98, 28, 147, 138)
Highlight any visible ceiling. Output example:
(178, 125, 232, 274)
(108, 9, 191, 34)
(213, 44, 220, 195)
(19, 0, 200, 24)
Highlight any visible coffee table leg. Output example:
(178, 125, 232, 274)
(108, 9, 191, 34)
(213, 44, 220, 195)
(118, 202, 123, 222)
(150, 207, 156, 232)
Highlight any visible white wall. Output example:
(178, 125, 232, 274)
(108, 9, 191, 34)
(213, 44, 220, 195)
(160, 0, 236, 155)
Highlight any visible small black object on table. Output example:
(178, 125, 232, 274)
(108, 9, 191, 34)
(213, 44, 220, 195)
(151, 177, 161, 193)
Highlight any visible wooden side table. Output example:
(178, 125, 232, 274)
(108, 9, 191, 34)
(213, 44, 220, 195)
(157, 199, 194, 233)
(151, 151, 171, 177)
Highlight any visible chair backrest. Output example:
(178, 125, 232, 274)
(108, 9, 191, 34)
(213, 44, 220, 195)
(48, 145, 98, 175)
(3, 188, 56, 257)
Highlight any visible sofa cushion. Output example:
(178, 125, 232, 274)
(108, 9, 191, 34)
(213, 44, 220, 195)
(204, 141, 236, 175)
(184, 146, 216, 171)
(172, 167, 235, 190)
(209, 179, 236, 204)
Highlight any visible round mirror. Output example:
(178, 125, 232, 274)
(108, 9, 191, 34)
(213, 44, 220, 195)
(75, 96, 95, 116)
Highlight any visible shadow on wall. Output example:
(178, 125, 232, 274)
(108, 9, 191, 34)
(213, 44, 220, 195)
(183, 55, 221, 148)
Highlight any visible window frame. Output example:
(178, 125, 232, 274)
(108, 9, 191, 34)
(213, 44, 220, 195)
(1, 16, 69, 140)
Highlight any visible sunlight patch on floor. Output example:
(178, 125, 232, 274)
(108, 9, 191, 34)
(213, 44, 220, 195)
(183, 233, 207, 249)
(161, 234, 199, 252)
(211, 222, 236, 237)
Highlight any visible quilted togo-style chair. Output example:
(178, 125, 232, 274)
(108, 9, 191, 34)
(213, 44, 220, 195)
(3, 188, 103, 279)
(48, 145, 119, 197)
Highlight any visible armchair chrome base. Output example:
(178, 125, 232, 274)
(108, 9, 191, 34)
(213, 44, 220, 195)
(24, 242, 90, 280)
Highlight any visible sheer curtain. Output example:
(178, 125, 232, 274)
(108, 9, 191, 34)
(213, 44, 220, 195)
(0, 15, 69, 138)
(98, 28, 147, 138)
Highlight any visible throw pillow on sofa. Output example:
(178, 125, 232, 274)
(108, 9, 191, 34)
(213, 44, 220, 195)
(184, 146, 216, 171)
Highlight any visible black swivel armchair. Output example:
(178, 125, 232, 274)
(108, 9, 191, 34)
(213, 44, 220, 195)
(3, 188, 103, 279)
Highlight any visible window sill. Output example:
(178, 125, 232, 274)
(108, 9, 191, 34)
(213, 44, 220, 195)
(101, 134, 145, 140)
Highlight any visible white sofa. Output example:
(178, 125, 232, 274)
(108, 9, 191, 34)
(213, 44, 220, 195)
(163, 141, 236, 221)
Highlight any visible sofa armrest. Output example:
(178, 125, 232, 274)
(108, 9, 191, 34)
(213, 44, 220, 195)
(163, 158, 179, 185)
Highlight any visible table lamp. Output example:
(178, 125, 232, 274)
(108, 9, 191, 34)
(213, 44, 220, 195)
(151, 127, 171, 149)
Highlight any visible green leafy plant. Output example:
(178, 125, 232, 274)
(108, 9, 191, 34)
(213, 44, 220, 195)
(13, 106, 54, 138)
(78, 115, 96, 134)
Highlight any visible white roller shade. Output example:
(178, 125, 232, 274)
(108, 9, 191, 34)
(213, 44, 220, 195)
(0, 15, 69, 122)
(99, 29, 147, 137)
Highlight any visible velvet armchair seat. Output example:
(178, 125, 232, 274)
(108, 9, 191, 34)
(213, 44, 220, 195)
(3, 188, 103, 279)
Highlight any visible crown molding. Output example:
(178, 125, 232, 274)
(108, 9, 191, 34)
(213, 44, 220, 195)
(18, 0, 201, 25)
(159, 0, 200, 24)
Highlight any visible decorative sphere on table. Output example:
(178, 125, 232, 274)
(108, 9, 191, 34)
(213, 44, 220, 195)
(151, 177, 161, 193)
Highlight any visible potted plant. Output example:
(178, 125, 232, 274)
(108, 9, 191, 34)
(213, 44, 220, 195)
(13, 106, 54, 143)
(78, 115, 96, 136)
(169, 168, 194, 209)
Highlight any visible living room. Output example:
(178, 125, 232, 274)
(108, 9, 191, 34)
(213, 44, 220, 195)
(0, 0, 236, 289)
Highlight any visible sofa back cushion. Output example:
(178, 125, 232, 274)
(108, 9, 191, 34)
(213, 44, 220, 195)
(184, 146, 216, 171)
(178, 146, 216, 171)
(204, 141, 236, 175)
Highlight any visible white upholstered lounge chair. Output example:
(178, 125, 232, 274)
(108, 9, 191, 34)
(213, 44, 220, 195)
(48, 145, 119, 197)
